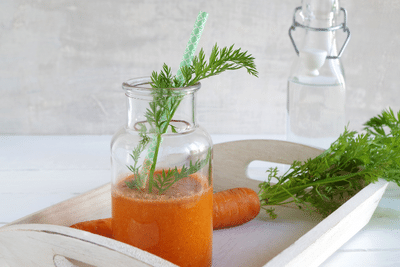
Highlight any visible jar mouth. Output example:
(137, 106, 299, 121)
(134, 119, 193, 135)
(122, 77, 201, 96)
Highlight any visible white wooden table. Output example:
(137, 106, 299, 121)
(1, 135, 399, 266)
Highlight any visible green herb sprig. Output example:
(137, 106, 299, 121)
(125, 124, 151, 189)
(127, 44, 258, 194)
(151, 43, 258, 88)
(259, 108, 400, 219)
(153, 150, 211, 194)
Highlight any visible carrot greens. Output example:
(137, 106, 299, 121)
(126, 44, 258, 193)
(151, 43, 258, 89)
(153, 151, 211, 194)
(259, 108, 400, 219)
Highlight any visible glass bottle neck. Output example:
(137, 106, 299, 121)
(125, 89, 198, 134)
(300, 21, 339, 57)
(300, 0, 340, 57)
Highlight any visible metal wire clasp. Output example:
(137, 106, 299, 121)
(288, 6, 351, 59)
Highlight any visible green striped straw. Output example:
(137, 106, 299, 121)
(176, 11, 208, 83)
(139, 11, 209, 185)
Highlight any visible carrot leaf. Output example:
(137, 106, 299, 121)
(126, 44, 257, 194)
(259, 108, 400, 219)
(152, 149, 211, 194)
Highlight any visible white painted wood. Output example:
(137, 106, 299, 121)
(0, 224, 177, 267)
(6, 183, 111, 227)
(0, 170, 110, 223)
(0, 139, 389, 267)
(265, 180, 388, 267)
(0, 136, 112, 171)
(0, 170, 110, 194)
(210, 134, 286, 145)
(212, 206, 322, 267)
(1, 193, 80, 223)
(212, 140, 389, 266)
(212, 139, 324, 193)
(321, 250, 400, 267)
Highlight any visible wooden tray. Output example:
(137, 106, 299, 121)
(0, 140, 388, 267)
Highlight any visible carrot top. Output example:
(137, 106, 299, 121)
(259, 108, 400, 219)
(125, 44, 257, 194)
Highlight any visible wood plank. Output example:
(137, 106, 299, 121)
(0, 136, 111, 171)
(265, 180, 388, 267)
(211, 134, 286, 145)
(333, 204, 400, 251)
(382, 181, 400, 198)
(0, 224, 177, 267)
(0, 193, 79, 223)
(0, 170, 110, 224)
(340, 227, 400, 251)
(320, 182, 400, 252)
(321, 249, 400, 267)
(213, 139, 323, 192)
(5, 183, 111, 227)
(0, 170, 110, 194)
(213, 208, 321, 267)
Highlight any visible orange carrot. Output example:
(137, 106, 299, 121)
(70, 187, 260, 235)
(213, 187, 260, 230)
(70, 218, 112, 238)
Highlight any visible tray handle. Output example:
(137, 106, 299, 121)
(213, 140, 323, 192)
(0, 224, 178, 267)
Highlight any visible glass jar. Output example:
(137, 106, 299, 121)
(111, 77, 213, 267)
(286, 0, 350, 149)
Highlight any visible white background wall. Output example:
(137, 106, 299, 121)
(1, 0, 399, 135)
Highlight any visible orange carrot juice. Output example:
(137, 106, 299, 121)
(112, 172, 213, 267)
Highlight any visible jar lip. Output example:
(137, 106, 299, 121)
(122, 77, 201, 94)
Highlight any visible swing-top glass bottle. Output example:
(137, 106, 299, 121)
(286, 0, 351, 149)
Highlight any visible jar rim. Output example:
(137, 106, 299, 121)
(122, 77, 201, 94)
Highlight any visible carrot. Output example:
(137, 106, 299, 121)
(70, 187, 260, 235)
(213, 187, 260, 230)
(70, 217, 113, 238)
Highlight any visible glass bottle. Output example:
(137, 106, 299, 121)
(286, 0, 351, 149)
(111, 77, 213, 267)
